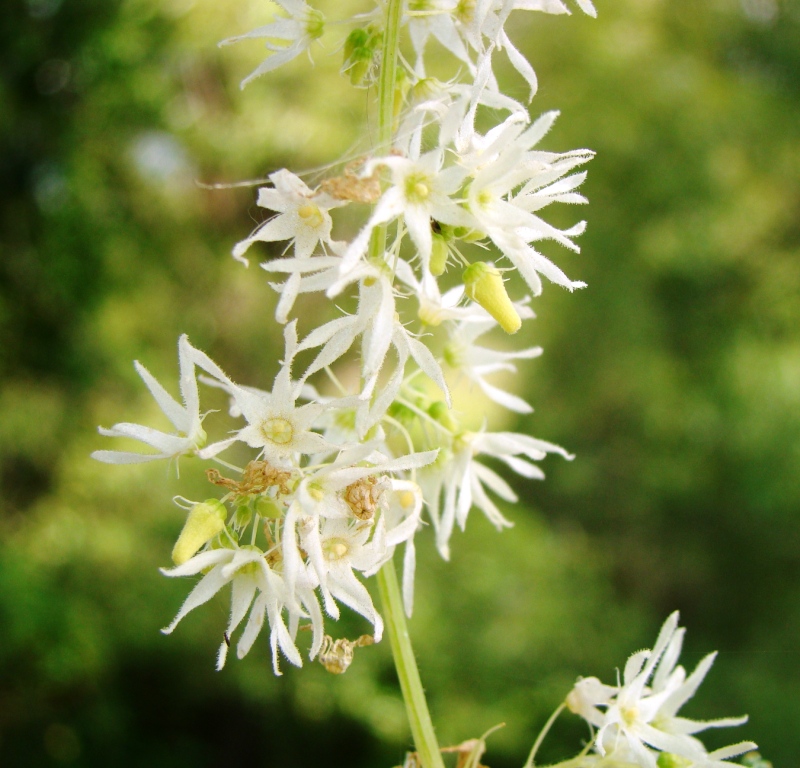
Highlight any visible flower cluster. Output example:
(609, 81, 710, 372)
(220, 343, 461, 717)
(94, 0, 596, 672)
(565, 612, 756, 768)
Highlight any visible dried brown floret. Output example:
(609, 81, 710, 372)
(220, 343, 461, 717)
(343, 475, 385, 520)
(207, 460, 293, 498)
(318, 634, 374, 674)
(320, 159, 382, 203)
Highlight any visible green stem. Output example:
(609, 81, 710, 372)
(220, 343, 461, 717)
(368, 0, 403, 265)
(377, 559, 445, 768)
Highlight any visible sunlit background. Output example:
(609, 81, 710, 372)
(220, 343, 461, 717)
(2, 0, 799, 765)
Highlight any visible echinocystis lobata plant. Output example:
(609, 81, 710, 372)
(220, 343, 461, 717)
(93, 2, 760, 767)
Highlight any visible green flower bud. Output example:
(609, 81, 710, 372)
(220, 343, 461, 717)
(430, 232, 449, 276)
(343, 27, 378, 86)
(428, 400, 459, 432)
(233, 503, 253, 530)
(171, 499, 227, 566)
(462, 261, 521, 334)
(254, 496, 284, 519)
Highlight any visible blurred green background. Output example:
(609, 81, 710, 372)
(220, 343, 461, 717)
(2, 0, 799, 765)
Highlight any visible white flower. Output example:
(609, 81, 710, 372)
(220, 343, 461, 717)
(567, 612, 755, 768)
(160, 545, 303, 675)
(291, 513, 386, 641)
(404, 0, 471, 72)
(92, 335, 206, 467)
(191, 323, 338, 464)
(340, 148, 472, 277)
(465, 111, 593, 295)
(443, 300, 541, 413)
(423, 428, 572, 558)
(295, 258, 450, 420)
(220, 0, 325, 88)
(232, 169, 343, 323)
(282, 445, 435, 616)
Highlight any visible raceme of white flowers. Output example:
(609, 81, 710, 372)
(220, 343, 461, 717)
(563, 612, 756, 768)
(94, 0, 600, 675)
(93, 4, 761, 764)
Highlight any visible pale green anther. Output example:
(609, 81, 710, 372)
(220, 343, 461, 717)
(621, 706, 639, 727)
(236, 545, 264, 576)
(463, 262, 522, 334)
(254, 496, 284, 519)
(334, 409, 356, 431)
(405, 172, 431, 203)
(322, 537, 349, 561)
(430, 233, 449, 276)
(305, 8, 325, 40)
(428, 400, 458, 432)
(261, 417, 293, 445)
(172, 499, 227, 566)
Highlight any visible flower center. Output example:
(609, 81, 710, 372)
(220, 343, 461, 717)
(304, 8, 325, 40)
(261, 417, 294, 445)
(405, 172, 432, 204)
(455, 0, 476, 25)
(323, 537, 349, 561)
(297, 203, 324, 229)
(621, 705, 639, 727)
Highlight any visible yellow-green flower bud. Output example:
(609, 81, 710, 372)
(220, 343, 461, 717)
(657, 755, 692, 768)
(462, 262, 521, 334)
(171, 499, 227, 566)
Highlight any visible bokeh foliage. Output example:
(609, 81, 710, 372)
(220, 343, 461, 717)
(1, 0, 798, 765)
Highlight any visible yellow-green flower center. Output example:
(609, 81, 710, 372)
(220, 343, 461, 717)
(297, 203, 324, 229)
(405, 172, 432, 204)
(304, 9, 325, 40)
(323, 537, 349, 561)
(261, 417, 294, 445)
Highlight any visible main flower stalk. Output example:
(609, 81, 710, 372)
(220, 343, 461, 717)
(374, 3, 444, 767)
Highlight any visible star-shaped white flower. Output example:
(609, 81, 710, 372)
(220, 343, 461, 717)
(160, 545, 304, 675)
(339, 148, 472, 277)
(189, 322, 338, 465)
(567, 612, 755, 768)
(220, 0, 326, 88)
(92, 335, 206, 467)
(232, 169, 343, 323)
(443, 299, 541, 413)
(422, 428, 572, 558)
